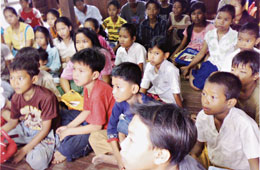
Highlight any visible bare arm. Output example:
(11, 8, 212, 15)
(110, 141, 124, 169)
(171, 36, 188, 59)
(25, 39, 34, 47)
(138, 63, 143, 73)
(60, 78, 71, 93)
(248, 158, 259, 170)
(2, 118, 19, 133)
(67, 110, 90, 128)
(173, 94, 182, 108)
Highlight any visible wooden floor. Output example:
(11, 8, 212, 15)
(1, 79, 202, 170)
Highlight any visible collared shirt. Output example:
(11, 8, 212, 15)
(115, 42, 146, 70)
(205, 28, 237, 70)
(74, 4, 102, 25)
(141, 60, 181, 104)
(196, 107, 260, 170)
(43, 44, 61, 74)
(102, 16, 127, 42)
(138, 16, 167, 49)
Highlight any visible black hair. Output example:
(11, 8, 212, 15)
(35, 26, 54, 47)
(119, 23, 136, 38)
(150, 36, 169, 53)
(189, 1, 207, 26)
(75, 27, 102, 52)
(232, 50, 260, 75)
(46, 8, 60, 19)
(218, 4, 236, 19)
(9, 48, 40, 77)
(38, 47, 48, 62)
(107, 0, 120, 9)
(238, 0, 247, 7)
(239, 22, 259, 38)
(206, 72, 242, 100)
(145, 0, 160, 9)
(84, 18, 108, 39)
(132, 102, 197, 165)
(173, 0, 187, 10)
(74, 0, 83, 5)
(20, 0, 33, 8)
(55, 16, 74, 41)
(71, 48, 105, 72)
(112, 62, 142, 85)
(3, 6, 18, 16)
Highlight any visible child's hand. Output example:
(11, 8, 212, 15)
(181, 66, 190, 79)
(12, 147, 28, 164)
(56, 126, 67, 135)
(59, 128, 71, 141)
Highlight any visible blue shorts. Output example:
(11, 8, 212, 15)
(192, 61, 218, 90)
(117, 114, 132, 135)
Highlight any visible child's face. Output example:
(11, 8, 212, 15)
(229, 0, 243, 16)
(4, 10, 19, 26)
(120, 115, 158, 170)
(10, 70, 34, 95)
(108, 4, 119, 19)
(236, 31, 257, 50)
(39, 59, 48, 67)
(148, 46, 168, 69)
(20, 0, 29, 9)
(146, 3, 159, 20)
(172, 1, 183, 16)
(112, 77, 137, 103)
(72, 62, 95, 87)
(84, 21, 97, 33)
(231, 63, 258, 86)
(119, 28, 135, 49)
(191, 9, 205, 24)
(35, 31, 47, 48)
(47, 13, 57, 28)
(215, 11, 233, 32)
(56, 22, 71, 40)
(75, 1, 85, 12)
(201, 82, 229, 115)
(75, 33, 93, 51)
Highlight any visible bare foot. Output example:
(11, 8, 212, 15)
(92, 154, 117, 165)
(52, 151, 66, 164)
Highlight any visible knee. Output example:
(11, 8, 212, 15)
(26, 151, 49, 170)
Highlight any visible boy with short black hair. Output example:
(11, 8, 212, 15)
(231, 50, 260, 126)
(121, 102, 205, 170)
(38, 47, 49, 70)
(191, 72, 260, 170)
(89, 62, 153, 169)
(2, 56, 59, 170)
(52, 48, 115, 164)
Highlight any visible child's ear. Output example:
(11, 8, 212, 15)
(164, 52, 170, 59)
(153, 148, 171, 165)
(252, 72, 259, 81)
(132, 36, 136, 42)
(92, 71, 100, 80)
(32, 75, 38, 84)
(227, 98, 237, 108)
(69, 26, 72, 31)
(132, 84, 140, 94)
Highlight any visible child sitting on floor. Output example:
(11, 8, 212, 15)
(52, 48, 115, 164)
(46, 8, 60, 39)
(89, 62, 153, 169)
(140, 36, 182, 107)
(191, 72, 260, 170)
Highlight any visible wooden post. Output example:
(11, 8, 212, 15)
(59, 0, 78, 30)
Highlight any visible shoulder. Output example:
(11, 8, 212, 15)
(137, 1, 146, 7)
(229, 107, 258, 126)
(132, 42, 146, 50)
(163, 60, 179, 72)
(228, 28, 238, 36)
(118, 16, 127, 23)
(34, 85, 57, 101)
(93, 80, 113, 95)
(103, 17, 111, 23)
(88, 4, 100, 12)
(205, 23, 215, 30)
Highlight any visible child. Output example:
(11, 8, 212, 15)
(231, 50, 259, 126)
(35, 26, 61, 77)
(89, 62, 153, 169)
(182, 5, 238, 90)
(102, 0, 127, 50)
(121, 103, 205, 170)
(191, 72, 260, 170)
(38, 47, 49, 69)
(60, 28, 112, 94)
(18, 0, 43, 28)
(159, 0, 173, 20)
(2, 56, 58, 169)
(115, 23, 146, 72)
(138, 0, 167, 50)
(52, 48, 115, 164)
(46, 8, 60, 39)
(168, 0, 191, 49)
(140, 36, 182, 107)
(221, 22, 260, 72)
(53, 16, 76, 68)
(171, 2, 215, 62)
(3, 6, 34, 56)
(1, 43, 14, 81)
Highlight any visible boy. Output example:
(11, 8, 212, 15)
(102, 0, 127, 49)
(2, 56, 59, 170)
(182, 5, 238, 90)
(138, 0, 167, 50)
(221, 22, 259, 72)
(120, 102, 205, 170)
(231, 50, 260, 126)
(140, 36, 182, 107)
(191, 72, 260, 170)
(89, 62, 153, 169)
(52, 48, 115, 164)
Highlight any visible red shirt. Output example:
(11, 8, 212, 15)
(19, 8, 41, 28)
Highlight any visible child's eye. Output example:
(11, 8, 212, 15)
(201, 92, 206, 96)
(19, 77, 24, 81)
(211, 96, 215, 100)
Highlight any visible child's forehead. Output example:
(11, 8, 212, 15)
(10, 69, 30, 76)
(112, 76, 132, 84)
(233, 62, 252, 70)
(147, 3, 159, 9)
(238, 31, 257, 39)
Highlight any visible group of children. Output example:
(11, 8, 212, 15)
(1, 0, 260, 170)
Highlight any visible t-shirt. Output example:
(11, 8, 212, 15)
(11, 85, 58, 130)
(1, 43, 14, 81)
(83, 80, 115, 129)
(18, 8, 42, 28)
(74, 4, 102, 25)
(179, 155, 206, 170)
(159, 3, 173, 20)
(98, 34, 116, 60)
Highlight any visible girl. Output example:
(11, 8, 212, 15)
(115, 23, 146, 72)
(18, 0, 43, 28)
(168, 0, 191, 49)
(46, 8, 60, 39)
(171, 2, 215, 62)
(53, 16, 76, 68)
(60, 28, 112, 94)
(3, 6, 34, 56)
(35, 26, 61, 76)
